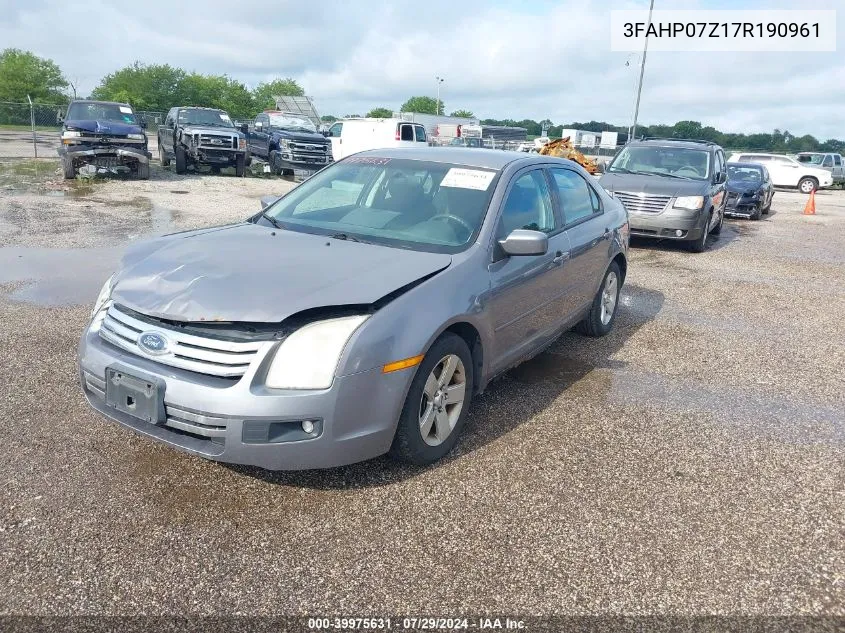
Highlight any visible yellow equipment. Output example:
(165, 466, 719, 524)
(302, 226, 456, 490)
(537, 137, 600, 175)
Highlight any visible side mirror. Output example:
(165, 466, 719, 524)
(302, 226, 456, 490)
(260, 195, 281, 210)
(57, 114, 64, 124)
(498, 229, 549, 257)
(322, 130, 330, 137)
(240, 123, 249, 135)
(255, 121, 263, 129)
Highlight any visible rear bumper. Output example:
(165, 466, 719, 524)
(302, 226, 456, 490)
(628, 207, 707, 241)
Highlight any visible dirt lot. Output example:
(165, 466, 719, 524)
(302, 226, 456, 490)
(0, 159, 843, 620)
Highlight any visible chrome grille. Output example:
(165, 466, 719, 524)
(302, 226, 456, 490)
(165, 404, 227, 439)
(199, 134, 237, 149)
(98, 304, 268, 378)
(288, 141, 329, 163)
(614, 191, 671, 214)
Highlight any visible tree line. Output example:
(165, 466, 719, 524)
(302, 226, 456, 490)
(2, 48, 842, 153)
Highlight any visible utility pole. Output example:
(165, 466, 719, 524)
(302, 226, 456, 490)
(435, 76, 444, 115)
(27, 94, 37, 158)
(630, 0, 655, 141)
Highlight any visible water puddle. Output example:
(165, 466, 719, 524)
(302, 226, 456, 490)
(0, 245, 123, 306)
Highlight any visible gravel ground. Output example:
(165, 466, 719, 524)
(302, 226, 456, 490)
(0, 166, 843, 619)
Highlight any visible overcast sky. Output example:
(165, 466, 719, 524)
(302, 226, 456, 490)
(1, 0, 842, 138)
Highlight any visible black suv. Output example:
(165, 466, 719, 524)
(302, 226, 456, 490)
(599, 138, 728, 252)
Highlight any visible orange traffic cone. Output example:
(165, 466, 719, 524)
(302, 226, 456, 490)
(803, 190, 816, 215)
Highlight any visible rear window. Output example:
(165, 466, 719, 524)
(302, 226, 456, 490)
(399, 124, 414, 141)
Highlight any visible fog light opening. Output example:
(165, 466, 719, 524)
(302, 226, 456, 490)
(675, 229, 684, 237)
(301, 420, 315, 434)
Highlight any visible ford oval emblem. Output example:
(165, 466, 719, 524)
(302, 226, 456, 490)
(138, 331, 169, 355)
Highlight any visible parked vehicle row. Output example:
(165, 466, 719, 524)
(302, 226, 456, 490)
(78, 147, 629, 470)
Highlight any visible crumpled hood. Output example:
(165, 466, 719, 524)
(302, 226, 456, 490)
(65, 119, 143, 136)
(727, 180, 761, 194)
(598, 172, 709, 197)
(111, 224, 451, 323)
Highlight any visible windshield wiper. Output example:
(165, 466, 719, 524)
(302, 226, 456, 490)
(329, 232, 363, 243)
(650, 171, 694, 180)
(260, 212, 284, 229)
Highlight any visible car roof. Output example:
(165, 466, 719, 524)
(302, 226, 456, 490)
(355, 147, 571, 170)
(70, 99, 131, 108)
(629, 139, 715, 151)
(729, 162, 766, 170)
(179, 106, 225, 111)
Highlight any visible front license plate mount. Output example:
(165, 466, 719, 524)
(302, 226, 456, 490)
(105, 367, 165, 424)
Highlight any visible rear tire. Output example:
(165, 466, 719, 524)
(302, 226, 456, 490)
(136, 162, 150, 180)
(798, 177, 818, 194)
(174, 146, 187, 175)
(389, 333, 473, 466)
(576, 261, 622, 338)
(235, 154, 246, 177)
(61, 155, 75, 179)
(688, 211, 711, 253)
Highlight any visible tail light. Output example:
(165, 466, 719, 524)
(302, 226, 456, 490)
(395, 125, 400, 141)
(457, 125, 462, 138)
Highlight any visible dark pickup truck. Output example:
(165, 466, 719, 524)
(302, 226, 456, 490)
(58, 100, 151, 179)
(242, 111, 332, 176)
(158, 107, 248, 176)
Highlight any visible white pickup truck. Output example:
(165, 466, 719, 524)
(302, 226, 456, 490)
(796, 152, 845, 185)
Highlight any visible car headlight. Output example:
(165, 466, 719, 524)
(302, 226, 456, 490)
(127, 133, 144, 140)
(91, 274, 115, 318)
(265, 315, 369, 390)
(239, 138, 246, 149)
(61, 131, 82, 139)
(278, 139, 291, 150)
(673, 196, 704, 210)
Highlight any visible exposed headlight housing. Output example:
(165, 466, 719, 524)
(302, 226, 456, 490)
(265, 315, 369, 390)
(61, 131, 82, 139)
(91, 274, 115, 318)
(127, 133, 144, 140)
(238, 138, 246, 149)
(278, 139, 291, 150)
(673, 196, 704, 210)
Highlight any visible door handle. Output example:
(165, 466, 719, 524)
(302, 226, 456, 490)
(552, 251, 569, 264)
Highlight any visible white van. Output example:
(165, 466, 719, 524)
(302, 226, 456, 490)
(325, 118, 428, 161)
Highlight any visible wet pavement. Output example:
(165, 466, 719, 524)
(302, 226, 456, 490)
(0, 178, 843, 617)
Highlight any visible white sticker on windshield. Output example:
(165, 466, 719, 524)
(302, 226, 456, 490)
(219, 113, 231, 122)
(119, 106, 132, 114)
(441, 168, 495, 190)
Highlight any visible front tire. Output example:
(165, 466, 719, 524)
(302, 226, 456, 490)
(158, 142, 170, 167)
(750, 203, 761, 220)
(389, 333, 473, 466)
(689, 211, 711, 253)
(235, 154, 246, 177)
(61, 155, 75, 179)
(798, 177, 818, 194)
(136, 162, 150, 180)
(577, 261, 622, 337)
(174, 146, 187, 175)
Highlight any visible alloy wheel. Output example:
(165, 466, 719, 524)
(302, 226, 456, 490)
(418, 354, 467, 447)
(600, 271, 619, 325)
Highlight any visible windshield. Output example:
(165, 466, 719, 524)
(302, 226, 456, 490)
(727, 165, 763, 184)
(261, 157, 500, 253)
(609, 145, 711, 180)
(66, 102, 137, 124)
(178, 109, 234, 128)
(797, 154, 823, 165)
(268, 114, 316, 132)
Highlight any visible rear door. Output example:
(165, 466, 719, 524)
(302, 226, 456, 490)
(251, 114, 269, 157)
(397, 123, 417, 148)
(766, 155, 800, 186)
(548, 166, 610, 312)
(834, 154, 844, 181)
(414, 124, 428, 146)
(488, 167, 572, 372)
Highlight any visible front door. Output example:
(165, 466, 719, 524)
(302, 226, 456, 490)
(488, 168, 571, 373)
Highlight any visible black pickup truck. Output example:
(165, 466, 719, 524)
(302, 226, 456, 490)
(58, 100, 151, 179)
(241, 111, 332, 176)
(158, 107, 248, 176)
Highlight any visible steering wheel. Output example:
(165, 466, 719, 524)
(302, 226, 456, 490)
(675, 166, 701, 177)
(429, 213, 474, 237)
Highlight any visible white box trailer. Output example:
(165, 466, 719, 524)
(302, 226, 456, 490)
(394, 112, 479, 141)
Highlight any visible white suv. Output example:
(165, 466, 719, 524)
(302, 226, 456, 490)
(727, 152, 833, 193)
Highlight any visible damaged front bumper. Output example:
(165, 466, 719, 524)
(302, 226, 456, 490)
(59, 145, 151, 164)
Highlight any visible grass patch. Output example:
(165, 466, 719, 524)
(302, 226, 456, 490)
(0, 124, 59, 132)
(0, 159, 60, 189)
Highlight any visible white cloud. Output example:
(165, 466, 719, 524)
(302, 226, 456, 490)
(1, 0, 843, 138)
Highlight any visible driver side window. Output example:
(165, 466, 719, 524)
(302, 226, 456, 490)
(496, 170, 556, 240)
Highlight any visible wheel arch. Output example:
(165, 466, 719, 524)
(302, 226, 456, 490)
(442, 322, 484, 395)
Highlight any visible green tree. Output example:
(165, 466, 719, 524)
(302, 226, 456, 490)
(450, 109, 474, 118)
(321, 115, 338, 122)
(0, 48, 68, 103)
(672, 120, 703, 139)
(91, 62, 185, 111)
(366, 107, 394, 118)
(400, 96, 443, 115)
(252, 78, 304, 110)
